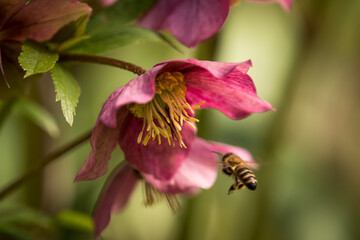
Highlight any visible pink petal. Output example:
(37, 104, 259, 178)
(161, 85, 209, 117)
(155, 59, 252, 79)
(74, 120, 120, 182)
(183, 60, 274, 119)
(99, 0, 117, 7)
(93, 163, 138, 236)
(208, 140, 257, 168)
(139, 0, 230, 47)
(99, 65, 163, 128)
(138, 0, 180, 30)
(2, 0, 91, 42)
(74, 89, 129, 181)
(276, 0, 293, 10)
(143, 137, 218, 194)
(118, 110, 196, 181)
(166, 0, 230, 47)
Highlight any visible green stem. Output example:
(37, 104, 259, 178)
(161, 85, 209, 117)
(23, 93, 44, 207)
(176, 197, 196, 240)
(59, 53, 146, 75)
(0, 130, 92, 201)
(0, 97, 17, 131)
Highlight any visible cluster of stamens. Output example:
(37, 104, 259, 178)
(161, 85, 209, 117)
(128, 72, 204, 148)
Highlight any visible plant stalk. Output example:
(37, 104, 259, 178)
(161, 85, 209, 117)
(59, 53, 146, 75)
(0, 130, 92, 201)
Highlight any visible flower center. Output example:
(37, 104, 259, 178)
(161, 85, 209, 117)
(128, 72, 204, 148)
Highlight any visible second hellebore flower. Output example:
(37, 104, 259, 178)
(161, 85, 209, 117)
(138, 0, 232, 47)
(137, 0, 293, 47)
(74, 58, 273, 183)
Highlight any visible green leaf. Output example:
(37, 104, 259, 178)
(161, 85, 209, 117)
(50, 63, 80, 126)
(87, 0, 156, 32)
(0, 225, 33, 240)
(52, 14, 90, 43)
(0, 205, 54, 240)
(14, 98, 60, 138)
(60, 1, 180, 54)
(0, 207, 52, 229)
(55, 210, 93, 232)
(18, 41, 59, 78)
(51, 14, 91, 52)
(66, 26, 173, 54)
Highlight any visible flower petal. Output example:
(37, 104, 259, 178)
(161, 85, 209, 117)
(183, 60, 274, 119)
(74, 120, 120, 182)
(93, 163, 138, 236)
(208, 140, 257, 168)
(143, 137, 218, 194)
(74, 89, 128, 181)
(155, 59, 252, 79)
(138, 0, 180, 30)
(99, 65, 163, 128)
(139, 0, 230, 47)
(166, 0, 230, 47)
(276, 0, 293, 10)
(99, 0, 117, 7)
(118, 109, 196, 181)
(2, 0, 91, 42)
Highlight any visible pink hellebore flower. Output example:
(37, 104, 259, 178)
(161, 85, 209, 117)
(0, 0, 91, 84)
(74, 58, 272, 235)
(137, 0, 293, 47)
(75, 58, 273, 183)
(94, 138, 255, 236)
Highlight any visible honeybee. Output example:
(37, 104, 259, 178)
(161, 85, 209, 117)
(220, 152, 257, 194)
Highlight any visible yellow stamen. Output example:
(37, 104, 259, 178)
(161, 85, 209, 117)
(128, 72, 205, 148)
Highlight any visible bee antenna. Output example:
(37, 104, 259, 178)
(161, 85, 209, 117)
(211, 151, 223, 157)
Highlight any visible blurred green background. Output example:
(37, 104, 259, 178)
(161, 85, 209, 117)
(1, 0, 360, 239)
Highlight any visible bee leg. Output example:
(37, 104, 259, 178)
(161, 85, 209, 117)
(228, 183, 245, 195)
(237, 184, 246, 191)
(222, 166, 233, 176)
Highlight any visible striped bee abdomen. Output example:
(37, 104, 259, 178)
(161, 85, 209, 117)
(234, 166, 257, 191)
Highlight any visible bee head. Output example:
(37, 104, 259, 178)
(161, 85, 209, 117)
(222, 152, 234, 162)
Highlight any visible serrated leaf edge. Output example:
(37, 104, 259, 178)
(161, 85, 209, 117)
(50, 64, 80, 126)
(18, 41, 59, 78)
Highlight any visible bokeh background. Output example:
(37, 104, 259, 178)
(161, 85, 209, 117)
(1, 0, 360, 239)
